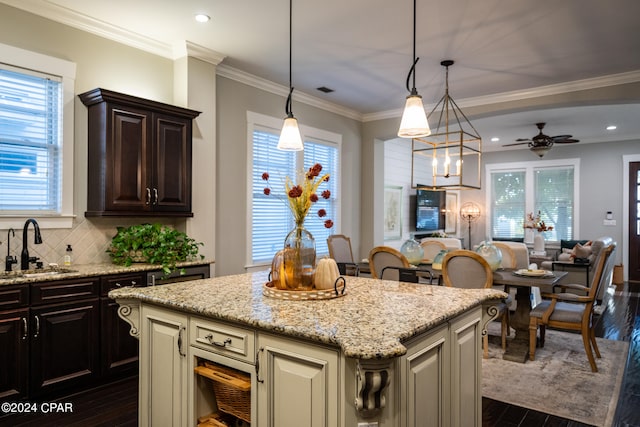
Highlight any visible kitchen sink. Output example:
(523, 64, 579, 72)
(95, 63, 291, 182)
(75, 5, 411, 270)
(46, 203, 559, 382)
(0, 267, 79, 280)
(21, 267, 78, 278)
(0, 271, 25, 280)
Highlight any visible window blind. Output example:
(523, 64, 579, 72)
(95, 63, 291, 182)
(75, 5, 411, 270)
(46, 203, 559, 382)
(251, 128, 339, 264)
(0, 67, 62, 213)
(489, 164, 575, 241)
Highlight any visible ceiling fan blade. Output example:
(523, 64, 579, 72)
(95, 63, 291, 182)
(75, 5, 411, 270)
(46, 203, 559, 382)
(515, 138, 532, 142)
(554, 138, 579, 143)
(551, 134, 572, 140)
(503, 142, 529, 147)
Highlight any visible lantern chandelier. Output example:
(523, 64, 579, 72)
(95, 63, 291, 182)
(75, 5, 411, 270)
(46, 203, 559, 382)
(411, 60, 482, 191)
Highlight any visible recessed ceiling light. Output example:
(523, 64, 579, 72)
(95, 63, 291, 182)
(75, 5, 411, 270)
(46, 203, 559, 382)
(195, 14, 210, 23)
(490, 137, 500, 142)
(606, 125, 617, 131)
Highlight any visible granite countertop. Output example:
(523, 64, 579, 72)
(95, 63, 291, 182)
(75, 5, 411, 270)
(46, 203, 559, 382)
(109, 271, 506, 360)
(0, 259, 214, 286)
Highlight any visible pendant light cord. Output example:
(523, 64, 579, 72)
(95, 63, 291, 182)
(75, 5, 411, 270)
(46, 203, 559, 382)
(405, 0, 419, 95)
(285, 0, 294, 118)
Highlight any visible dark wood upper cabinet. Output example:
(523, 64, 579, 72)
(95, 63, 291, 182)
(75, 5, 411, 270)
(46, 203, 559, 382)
(79, 88, 201, 217)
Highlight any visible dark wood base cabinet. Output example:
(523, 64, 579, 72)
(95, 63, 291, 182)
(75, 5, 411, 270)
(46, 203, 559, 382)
(0, 265, 209, 401)
(29, 299, 100, 398)
(0, 308, 28, 400)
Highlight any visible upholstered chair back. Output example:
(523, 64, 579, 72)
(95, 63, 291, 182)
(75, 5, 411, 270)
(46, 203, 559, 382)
(442, 250, 493, 289)
(368, 246, 411, 280)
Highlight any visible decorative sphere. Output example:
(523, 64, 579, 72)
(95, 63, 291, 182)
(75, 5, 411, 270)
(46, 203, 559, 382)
(400, 239, 424, 265)
(476, 241, 502, 271)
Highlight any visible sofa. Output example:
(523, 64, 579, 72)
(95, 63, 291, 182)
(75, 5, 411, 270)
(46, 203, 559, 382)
(540, 236, 616, 303)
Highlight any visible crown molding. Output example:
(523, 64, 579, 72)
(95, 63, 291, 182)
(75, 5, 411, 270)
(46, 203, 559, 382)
(179, 41, 226, 66)
(364, 70, 640, 122)
(2, 0, 175, 58)
(216, 64, 363, 121)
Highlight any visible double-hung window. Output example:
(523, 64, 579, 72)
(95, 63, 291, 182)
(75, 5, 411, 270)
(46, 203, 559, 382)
(248, 112, 341, 266)
(486, 159, 580, 241)
(0, 67, 61, 212)
(0, 43, 75, 227)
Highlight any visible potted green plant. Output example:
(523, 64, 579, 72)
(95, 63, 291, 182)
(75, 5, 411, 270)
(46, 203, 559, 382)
(107, 223, 204, 275)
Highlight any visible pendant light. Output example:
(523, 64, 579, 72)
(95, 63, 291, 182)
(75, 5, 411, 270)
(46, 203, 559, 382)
(398, 0, 430, 139)
(277, 0, 304, 151)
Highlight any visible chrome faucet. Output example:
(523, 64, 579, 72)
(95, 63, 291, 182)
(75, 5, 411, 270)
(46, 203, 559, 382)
(21, 218, 42, 270)
(5, 228, 17, 272)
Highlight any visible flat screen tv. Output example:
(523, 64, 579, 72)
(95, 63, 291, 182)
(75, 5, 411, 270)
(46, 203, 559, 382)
(416, 206, 440, 231)
(415, 188, 444, 232)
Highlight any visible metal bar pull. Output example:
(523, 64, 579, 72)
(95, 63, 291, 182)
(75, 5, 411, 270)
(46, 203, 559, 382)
(22, 317, 28, 340)
(255, 347, 265, 383)
(177, 326, 186, 357)
(145, 187, 151, 205)
(34, 315, 40, 338)
(153, 188, 158, 205)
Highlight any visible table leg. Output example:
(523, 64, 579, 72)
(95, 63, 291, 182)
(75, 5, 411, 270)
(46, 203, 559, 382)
(502, 286, 532, 363)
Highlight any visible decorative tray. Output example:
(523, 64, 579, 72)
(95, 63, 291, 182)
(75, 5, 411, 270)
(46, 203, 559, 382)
(263, 277, 346, 301)
(514, 269, 553, 277)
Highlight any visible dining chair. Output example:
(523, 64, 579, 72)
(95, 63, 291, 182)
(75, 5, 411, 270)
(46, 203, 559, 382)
(528, 243, 615, 372)
(368, 246, 416, 282)
(442, 250, 509, 358)
(327, 234, 358, 276)
(419, 240, 447, 262)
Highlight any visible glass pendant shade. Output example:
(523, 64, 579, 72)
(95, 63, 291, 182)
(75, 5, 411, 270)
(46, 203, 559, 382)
(398, 94, 431, 138)
(277, 116, 303, 151)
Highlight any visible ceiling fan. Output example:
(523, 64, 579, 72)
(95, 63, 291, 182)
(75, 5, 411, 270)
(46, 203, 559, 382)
(503, 122, 580, 158)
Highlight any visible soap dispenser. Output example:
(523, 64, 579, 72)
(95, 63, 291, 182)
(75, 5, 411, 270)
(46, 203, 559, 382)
(64, 244, 73, 266)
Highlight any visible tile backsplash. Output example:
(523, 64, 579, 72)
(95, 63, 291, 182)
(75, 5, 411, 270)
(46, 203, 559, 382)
(2, 217, 180, 267)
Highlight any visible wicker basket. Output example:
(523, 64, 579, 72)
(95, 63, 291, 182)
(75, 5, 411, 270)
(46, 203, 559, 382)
(195, 362, 251, 423)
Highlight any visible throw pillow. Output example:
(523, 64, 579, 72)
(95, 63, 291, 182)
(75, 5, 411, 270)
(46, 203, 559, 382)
(574, 243, 592, 259)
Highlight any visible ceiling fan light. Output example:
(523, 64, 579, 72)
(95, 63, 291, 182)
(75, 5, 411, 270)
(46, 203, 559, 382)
(530, 145, 551, 158)
(398, 94, 431, 138)
(277, 116, 303, 151)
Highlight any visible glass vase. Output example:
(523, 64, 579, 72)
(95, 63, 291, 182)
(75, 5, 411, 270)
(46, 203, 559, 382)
(283, 225, 316, 290)
(476, 240, 502, 271)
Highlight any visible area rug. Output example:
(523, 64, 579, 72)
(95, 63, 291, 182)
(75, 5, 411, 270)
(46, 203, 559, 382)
(482, 326, 629, 427)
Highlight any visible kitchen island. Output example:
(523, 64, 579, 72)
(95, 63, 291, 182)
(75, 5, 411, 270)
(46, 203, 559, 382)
(110, 271, 506, 427)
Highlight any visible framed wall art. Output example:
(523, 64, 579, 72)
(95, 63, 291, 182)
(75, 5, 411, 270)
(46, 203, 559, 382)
(384, 185, 402, 240)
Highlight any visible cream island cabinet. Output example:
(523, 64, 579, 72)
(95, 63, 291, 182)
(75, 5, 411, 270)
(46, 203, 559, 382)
(110, 272, 505, 427)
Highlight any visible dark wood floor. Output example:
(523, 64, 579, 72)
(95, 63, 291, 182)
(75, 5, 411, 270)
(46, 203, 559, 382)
(483, 281, 640, 427)
(1, 282, 639, 427)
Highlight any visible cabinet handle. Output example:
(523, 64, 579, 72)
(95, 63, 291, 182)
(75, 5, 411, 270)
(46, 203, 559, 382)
(115, 282, 122, 288)
(34, 315, 40, 338)
(131, 281, 136, 286)
(177, 326, 186, 357)
(255, 347, 264, 383)
(205, 334, 232, 348)
(153, 188, 158, 205)
(22, 317, 28, 340)
(146, 187, 151, 205)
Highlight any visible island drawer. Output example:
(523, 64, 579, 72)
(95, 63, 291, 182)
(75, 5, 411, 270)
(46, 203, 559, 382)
(190, 317, 255, 363)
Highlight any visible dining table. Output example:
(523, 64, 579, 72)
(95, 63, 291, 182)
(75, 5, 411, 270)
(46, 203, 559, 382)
(492, 268, 568, 362)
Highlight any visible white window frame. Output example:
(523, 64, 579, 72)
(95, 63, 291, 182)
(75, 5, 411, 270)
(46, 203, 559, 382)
(246, 111, 342, 270)
(0, 43, 76, 229)
(485, 158, 581, 241)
